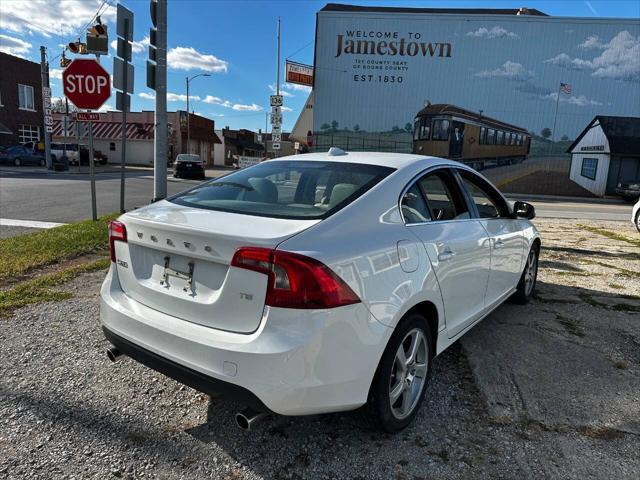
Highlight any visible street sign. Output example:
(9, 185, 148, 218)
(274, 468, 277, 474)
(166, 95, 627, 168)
(285, 60, 313, 87)
(113, 58, 134, 93)
(63, 59, 111, 110)
(271, 113, 282, 125)
(42, 86, 53, 133)
(272, 142, 281, 150)
(271, 106, 281, 116)
(272, 133, 282, 142)
(270, 95, 283, 107)
(117, 3, 134, 41)
(77, 112, 99, 121)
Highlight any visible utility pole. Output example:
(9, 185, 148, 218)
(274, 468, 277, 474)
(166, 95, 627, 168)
(153, 0, 168, 201)
(40, 46, 52, 169)
(186, 76, 190, 154)
(276, 17, 281, 96)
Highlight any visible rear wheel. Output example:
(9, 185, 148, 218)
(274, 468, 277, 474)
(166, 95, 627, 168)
(635, 210, 640, 233)
(14, 158, 21, 166)
(366, 314, 433, 432)
(513, 245, 539, 304)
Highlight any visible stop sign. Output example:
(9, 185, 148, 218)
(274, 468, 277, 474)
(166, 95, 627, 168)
(63, 59, 111, 110)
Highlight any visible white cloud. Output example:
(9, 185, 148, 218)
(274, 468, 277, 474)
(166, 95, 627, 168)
(474, 61, 533, 80)
(167, 46, 228, 73)
(0, 0, 115, 37)
(232, 103, 262, 112)
(466, 26, 519, 39)
(268, 83, 293, 97)
(281, 106, 293, 112)
(167, 93, 199, 102)
(202, 95, 262, 111)
(282, 82, 312, 93)
(138, 92, 155, 100)
(0, 34, 32, 57)
(49, 68, 64, 80)
(546, 31, 640, 82)
(542, 92, 603, 107)
(110, 36, 150, 55)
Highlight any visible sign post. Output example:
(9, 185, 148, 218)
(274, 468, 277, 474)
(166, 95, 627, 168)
(62, 59, 111, 221)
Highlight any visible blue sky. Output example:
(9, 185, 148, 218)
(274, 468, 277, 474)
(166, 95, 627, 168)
(1, 0, 638, 132)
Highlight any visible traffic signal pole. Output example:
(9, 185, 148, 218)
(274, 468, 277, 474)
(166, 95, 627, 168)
(153, 0, 168, 201)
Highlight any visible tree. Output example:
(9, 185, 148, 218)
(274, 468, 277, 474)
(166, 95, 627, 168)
(540, 128, 552, 140)
(560, 135, 569, 141)
(404, 122, 413, 133)
(391, 125, 401, 132)
(51, 97, 77, 113)
(353, 124, 360, 132)
(330, 120, 339, 132)
(320, 123, 330, 131)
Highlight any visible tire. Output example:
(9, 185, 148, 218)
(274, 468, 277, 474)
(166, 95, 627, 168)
(14, 158, 21, 166)
(365, 313, 433, 433)
(512, 244, 539, 304)
(635, 211, 640, 234)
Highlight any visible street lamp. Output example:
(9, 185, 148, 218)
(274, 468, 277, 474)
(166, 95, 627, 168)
(186, 73, 210, 154)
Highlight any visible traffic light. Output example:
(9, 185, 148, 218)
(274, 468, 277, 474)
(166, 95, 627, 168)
(86, 16, 108, 55)
(67, 39, 87, 54)
(59, 52, 71, 68)
(147, 0, 158, 90)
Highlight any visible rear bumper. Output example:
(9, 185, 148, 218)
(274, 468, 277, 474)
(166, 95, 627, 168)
(99, 265, 391, 415)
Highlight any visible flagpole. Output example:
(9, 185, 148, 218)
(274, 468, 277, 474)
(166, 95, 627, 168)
(548, 82, 562, 162)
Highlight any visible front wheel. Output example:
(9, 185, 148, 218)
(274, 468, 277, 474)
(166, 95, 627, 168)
(513, 245, 539, 304)
(635, 211, 640, 233)
(366, 314, 433, 432)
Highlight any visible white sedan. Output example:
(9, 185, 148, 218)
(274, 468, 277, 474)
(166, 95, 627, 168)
(100, 149, 540, 432)
(633, 199, 640, 233)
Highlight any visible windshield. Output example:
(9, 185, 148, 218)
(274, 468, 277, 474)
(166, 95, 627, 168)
(170, 160, 394, 219)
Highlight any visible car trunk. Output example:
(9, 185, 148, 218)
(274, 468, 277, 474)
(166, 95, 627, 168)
(114, 201, 317, 333)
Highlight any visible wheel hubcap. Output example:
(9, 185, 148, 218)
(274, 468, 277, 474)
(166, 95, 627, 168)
(524, 249, 538, 296)
(389, 328, 429, 420)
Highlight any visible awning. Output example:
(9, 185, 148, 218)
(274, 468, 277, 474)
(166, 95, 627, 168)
(51, 120, 154, 140)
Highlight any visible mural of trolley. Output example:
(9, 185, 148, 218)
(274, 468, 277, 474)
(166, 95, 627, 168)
(412, 104, 531, 170)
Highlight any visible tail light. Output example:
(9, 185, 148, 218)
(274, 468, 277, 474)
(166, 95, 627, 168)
(231, 247, 360, 309)
(108, 220, 127, 262)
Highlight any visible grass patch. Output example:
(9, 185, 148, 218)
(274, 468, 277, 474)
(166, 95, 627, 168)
(580, 259, 640, 278)
(608, 283, 625, 290)
(580, 426, 625, 440)
(0, 258, 110, 318)
(0, 214, 117, 283)
(577, 224, 640, 248)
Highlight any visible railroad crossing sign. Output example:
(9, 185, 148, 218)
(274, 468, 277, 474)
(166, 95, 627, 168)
(63, 59, 111, 110)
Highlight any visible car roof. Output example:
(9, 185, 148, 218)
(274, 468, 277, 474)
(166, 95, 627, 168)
(269, 150, 461, 170)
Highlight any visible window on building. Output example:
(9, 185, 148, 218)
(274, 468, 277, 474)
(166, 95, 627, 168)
(479, 127, 486, 145)
(431, 119, 450, 141)
(496, 130, 504, 145)
(18, 84, 35, 110)
(19, 125, 40, 144)
(486, 129, 495, 145)
(110, 142, 116, 151)
(580, 157, 598, 180)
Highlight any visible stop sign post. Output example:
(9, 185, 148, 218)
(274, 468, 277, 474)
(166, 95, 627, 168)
(63, 59, 110, 221)
(63, 59, 111, 110)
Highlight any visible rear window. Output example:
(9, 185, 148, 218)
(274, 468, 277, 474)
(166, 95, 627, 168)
(170, 160, 394, 219)
(176, 154, 201, 163)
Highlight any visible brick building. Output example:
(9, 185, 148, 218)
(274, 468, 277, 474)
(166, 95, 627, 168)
(0, 52, 44, 147)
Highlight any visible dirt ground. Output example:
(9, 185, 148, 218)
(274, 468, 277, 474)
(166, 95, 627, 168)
(0, 218, 638, 479)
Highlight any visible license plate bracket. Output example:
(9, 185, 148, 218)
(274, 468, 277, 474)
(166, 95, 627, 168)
(160, 256, 195, 293)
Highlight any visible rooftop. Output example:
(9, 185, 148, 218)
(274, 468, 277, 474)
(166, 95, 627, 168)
(568, 116, 640, 154)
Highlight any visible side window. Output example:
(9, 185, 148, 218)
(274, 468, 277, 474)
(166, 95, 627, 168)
(401, 184, 430, 223)
(418, 170, 469, 221)
(458, 171, 508, 219)
(486, 128, 495, 145)
(432, 120, 450, 141)
(413, 119, 420, 140)
(479, 126, 486, 145)
(496, 130, 504, 145)
(419, 119, 430, 140)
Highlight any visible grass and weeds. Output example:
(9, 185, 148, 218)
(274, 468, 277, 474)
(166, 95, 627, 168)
(580, 259, 640, 278)
(0, 258, 110, 318)
(0, 214, 117, 283)
(555, 314, 585, 337)
(577, 224, 640, 248)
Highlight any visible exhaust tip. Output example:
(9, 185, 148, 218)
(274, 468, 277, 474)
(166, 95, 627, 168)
(235, 408, 267, 431)
(106, 347, 122, 363)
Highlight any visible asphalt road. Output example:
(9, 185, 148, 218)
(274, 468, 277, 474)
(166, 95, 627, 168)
(0, 168, 633, 237)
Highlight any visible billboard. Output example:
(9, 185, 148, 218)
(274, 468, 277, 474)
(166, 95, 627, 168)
(312, 5, 640, 153)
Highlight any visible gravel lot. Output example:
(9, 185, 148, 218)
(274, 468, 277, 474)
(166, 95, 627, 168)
(1, 218, 639, 479)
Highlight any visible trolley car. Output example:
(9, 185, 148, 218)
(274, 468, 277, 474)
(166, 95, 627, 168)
(413, 104, 531, 170)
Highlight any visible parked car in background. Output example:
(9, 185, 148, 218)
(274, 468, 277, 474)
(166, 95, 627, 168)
(632, 199, 640, 233)
(0, 145, 45, 166)
(173, 153, 205, 179)
(50, 143, 80, 164)
(615, 179, 640, 202)
(101, 149, 540, 432)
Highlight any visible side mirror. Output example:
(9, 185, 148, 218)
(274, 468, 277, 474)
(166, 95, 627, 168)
(513, 201, 535, 220)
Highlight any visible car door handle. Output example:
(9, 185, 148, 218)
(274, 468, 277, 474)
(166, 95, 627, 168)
(438, 249, 456, 261)
(494, 239, 505, 249)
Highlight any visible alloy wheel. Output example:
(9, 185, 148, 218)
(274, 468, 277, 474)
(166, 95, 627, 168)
(524, 249, 538, 296)
(389, 328, 429, 420)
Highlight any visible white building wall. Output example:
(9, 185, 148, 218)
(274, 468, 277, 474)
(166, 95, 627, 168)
(568, 121, 611, 197)
(213, 129, 226, 166)
(96, 139, 154, 166)
(569, 153, 610, 196)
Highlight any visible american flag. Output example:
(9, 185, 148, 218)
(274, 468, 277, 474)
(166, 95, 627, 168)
(560, 82, 572, 95)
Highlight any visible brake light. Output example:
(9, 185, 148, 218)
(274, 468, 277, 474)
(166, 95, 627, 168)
(108, 220, 127, 262)
(231, 247, 360, 309)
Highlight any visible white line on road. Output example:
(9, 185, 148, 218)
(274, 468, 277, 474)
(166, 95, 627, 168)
(0, 218, 67, 229)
